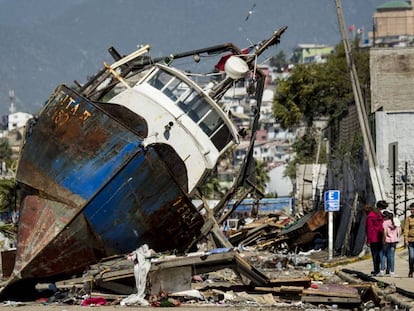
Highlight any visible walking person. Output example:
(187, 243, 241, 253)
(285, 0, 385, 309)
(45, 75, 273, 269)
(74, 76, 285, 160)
(404, 203, 414, 277)
(376, 200, 388, 212)
(364, 204, 384, 276)
(382, 210, 400, 276)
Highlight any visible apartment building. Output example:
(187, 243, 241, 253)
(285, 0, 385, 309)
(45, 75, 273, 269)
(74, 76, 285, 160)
(373, 0, 414, 46)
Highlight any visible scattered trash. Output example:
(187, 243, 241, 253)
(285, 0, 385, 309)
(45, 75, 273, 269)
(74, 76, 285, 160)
(81, 297, 107, 306)
(120, 244, 154, 306)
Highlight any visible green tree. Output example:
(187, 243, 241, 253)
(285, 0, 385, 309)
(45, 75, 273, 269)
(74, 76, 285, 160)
(273, 40, 369, 179)
(249, 158, 270, 194)
(199, 173, 226, 200)
(0, 138, 12, 162)
(0, 138, 17, 239)
(290, 47, 302, 64)
(0, 178, 17, 238)
(270, 50, 288, 72)
(200, 157, 270, 200)
(273, 41, 369, 131)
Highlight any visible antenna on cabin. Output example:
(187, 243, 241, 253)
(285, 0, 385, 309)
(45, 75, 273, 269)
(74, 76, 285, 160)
(8, 90, 16, 114)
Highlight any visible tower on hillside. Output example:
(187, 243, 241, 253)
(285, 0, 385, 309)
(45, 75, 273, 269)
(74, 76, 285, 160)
(8, 90, 16, 115)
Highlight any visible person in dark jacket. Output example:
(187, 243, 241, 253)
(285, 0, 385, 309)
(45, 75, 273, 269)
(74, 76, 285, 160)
(364, 204, 384, 276)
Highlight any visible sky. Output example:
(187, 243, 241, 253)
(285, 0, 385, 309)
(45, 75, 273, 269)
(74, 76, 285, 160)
(0, 0, 387, 115)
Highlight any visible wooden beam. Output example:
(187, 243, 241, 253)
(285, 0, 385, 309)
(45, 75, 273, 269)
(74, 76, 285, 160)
(234, 253, 269, 286)
(94, 281, 135, 295)
(302, 295, 361, 304)
(302, 289, 360, 298)
(268, 276, 311, 288)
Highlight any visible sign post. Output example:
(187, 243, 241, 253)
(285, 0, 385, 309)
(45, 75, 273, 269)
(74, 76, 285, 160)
(388, 142, 398, 215)
(324, 190, 340, 261)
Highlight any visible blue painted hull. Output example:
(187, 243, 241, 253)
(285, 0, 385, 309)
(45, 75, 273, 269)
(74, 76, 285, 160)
(12, 85, 204, 281)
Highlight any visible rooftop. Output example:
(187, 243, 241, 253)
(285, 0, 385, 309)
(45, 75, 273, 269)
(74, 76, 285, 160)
(377, 0, 412, 10)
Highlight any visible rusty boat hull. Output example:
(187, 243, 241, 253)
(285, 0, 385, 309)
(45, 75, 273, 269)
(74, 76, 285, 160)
(2, 27, 287, 296)
(12, 85, 204, 282)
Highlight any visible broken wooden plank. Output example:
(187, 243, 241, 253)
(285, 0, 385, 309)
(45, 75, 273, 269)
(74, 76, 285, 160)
(94, 268, 134, 282)
(150, 251, 235, 271)
(255, 285, 306, 295)
(268, 276, 311, 288)
(255, 236, 287, 249)
(93, 280, 135, 295)
(302, 295, 361, 304)
(302, 289, 360, 298)
(347, 282, 377, 288)
(234, 253, 269, 286)
(55, 275, 94, 288)
(254, 286, 282, 293)
(55, 249, 275, 296)
(280, 285, 304, 294)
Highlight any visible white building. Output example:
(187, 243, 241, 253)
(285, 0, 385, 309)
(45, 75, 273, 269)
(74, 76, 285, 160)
(7, 112, 32, 131)
(266, 164, 293, 197)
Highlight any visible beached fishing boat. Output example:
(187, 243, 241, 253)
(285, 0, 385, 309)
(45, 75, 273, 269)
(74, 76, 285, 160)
(2, 27, 286, 293)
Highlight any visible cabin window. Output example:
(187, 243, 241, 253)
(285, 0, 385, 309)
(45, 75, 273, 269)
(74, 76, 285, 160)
(177, 91, 209, 122)
(188, 95, 210, 122)
(211, 125, 233, 151)
(200, 111, 232, 151)
(148, 69, 190, 103)
(148, 70, 172, 90)
(147, 68, 234, 151)
(177, 89, 196, 110)
(199, 110, 223, 136)
(163, 78, 182, 101)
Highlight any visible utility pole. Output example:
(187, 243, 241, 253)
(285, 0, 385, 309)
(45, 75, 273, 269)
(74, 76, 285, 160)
(334, 0, 386, 202)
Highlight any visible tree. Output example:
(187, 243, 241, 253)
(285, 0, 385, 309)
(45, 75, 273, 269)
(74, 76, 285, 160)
(0, 138, 12, 162)
(290, 48, 302, 64)
(272, 40, 370, 179)
(199, 173, 226, 200)
(200, 157, 270, 200)
(249, 158, 270, 195)
(0, 178, 17, 239)
(270, 51, 288, 72)
(272, 41, 369, 131)
(0, 138, 17, 239)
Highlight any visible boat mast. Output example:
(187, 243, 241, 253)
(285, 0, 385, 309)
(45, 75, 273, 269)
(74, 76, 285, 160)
(334, 0, 385, 202)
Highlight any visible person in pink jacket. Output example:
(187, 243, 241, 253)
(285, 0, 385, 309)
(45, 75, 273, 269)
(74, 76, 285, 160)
(381, 210, 400, 276)
(364, 204, 384, 276)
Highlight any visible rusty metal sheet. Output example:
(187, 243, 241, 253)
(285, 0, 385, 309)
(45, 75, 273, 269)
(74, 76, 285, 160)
(12, 85, 204, 284)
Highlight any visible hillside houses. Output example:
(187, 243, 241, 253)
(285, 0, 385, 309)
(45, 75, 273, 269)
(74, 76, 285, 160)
(234, 138, 292, 170)
(215, 75, 297, 198)
(217, 67, 297, 197)
(292, 44, 334, 64)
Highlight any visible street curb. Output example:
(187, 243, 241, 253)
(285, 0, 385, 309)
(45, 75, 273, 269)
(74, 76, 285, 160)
(314, 255, 371, 268)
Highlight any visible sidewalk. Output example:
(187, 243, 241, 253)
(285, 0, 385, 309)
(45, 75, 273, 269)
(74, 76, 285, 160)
(306, 248, 414, 308)
(336, 248, 414, 293)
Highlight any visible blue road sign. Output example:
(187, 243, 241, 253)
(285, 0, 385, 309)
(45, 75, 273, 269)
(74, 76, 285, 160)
(324, 190, 340, 212)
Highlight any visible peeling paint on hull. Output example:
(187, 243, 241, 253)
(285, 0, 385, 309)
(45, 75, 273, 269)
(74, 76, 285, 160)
(12, 85, 204, 282)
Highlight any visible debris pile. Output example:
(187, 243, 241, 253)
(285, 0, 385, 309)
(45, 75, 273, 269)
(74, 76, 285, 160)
(36, 246, 369, 309)
(0, 210, 407, 310)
